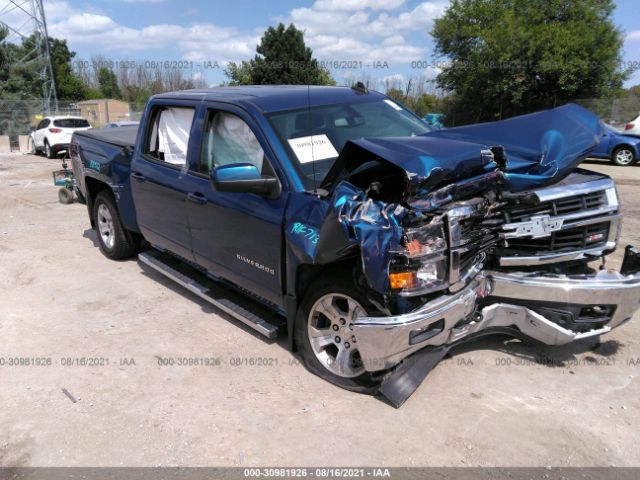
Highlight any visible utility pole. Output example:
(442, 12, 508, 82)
(0, 0, 59, 113)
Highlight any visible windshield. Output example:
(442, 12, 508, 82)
(267, 98, 430, 189)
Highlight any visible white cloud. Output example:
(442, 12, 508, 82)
(627, 30, 640, 41)
(4, 0, 450, 76)
(44, 4, 257, 61)
(312, 0, 405, 11)
(286, 1, 449, 63)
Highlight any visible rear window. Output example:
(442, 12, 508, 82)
(54, 118, 90, 128)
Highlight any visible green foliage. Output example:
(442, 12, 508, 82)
(384, 88, 438, 117)
(432, 0, 632, 124)
(97, 67, 121, 99)
(385, 88, 405, 103)
(0, 30, 87, 101)
(225, 23, 335, 85)
(49, 37, 87, 100)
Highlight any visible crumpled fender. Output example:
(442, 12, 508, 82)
(284, 184, 407, 295)
(286, 103, 603, 297)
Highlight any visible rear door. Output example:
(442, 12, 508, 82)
(184, 103, 288, 306)
(130, 102, 197, 261)
(34, 119, 49, 148)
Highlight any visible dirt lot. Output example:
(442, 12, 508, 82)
(0, 153, 639, 467)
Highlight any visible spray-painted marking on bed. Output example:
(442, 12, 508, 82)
(290, 222, 319, 244)
(88, 160, 102, 172)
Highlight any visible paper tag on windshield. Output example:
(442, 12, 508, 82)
(384, 99, 403, 111)
(288, 135, 339, 164)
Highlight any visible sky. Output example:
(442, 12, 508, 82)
(1, 0, 639, 90)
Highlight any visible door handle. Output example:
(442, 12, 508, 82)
(187, 192, 207, 205)
(131, 172, 146, 182)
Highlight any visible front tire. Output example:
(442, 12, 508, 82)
(612, 146, 635, 166)
(294, 275, 381, 393)
(93, 191, 140, 260)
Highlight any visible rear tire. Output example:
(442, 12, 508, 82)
(294, 274, 382, 393)
(612, 146, 635, 166)
(93, 191, 140, 260)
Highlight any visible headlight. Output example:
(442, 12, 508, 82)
(388, 223, 449, 295)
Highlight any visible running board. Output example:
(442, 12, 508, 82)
(138, 250, 283, 339)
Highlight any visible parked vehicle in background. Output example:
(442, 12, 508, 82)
(590, 124, 640, 166)
(70, 87, 640, 407)
(104, 121, 140, 128)
(624, 113, 640, 136)
(31, 116, 91, 158)
(422, 112, 444, 129)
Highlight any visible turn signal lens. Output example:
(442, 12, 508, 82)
(389, 271, 416, 289)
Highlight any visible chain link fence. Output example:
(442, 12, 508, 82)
(0, 99, 146, 152)
(574, 95, 640, 129)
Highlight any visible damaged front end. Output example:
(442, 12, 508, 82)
(294, 104, 640, 407)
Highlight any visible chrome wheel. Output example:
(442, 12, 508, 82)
(45, 142, 51, 158)
(615, 148, 634, 165)
(307, 293, 366, 378)
(97, 203, 115, 249)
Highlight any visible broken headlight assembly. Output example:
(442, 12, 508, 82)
(389, 222, 449, 296)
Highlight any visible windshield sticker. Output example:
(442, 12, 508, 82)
(384, 99, 403, 111)
(288, 134, 339, 164)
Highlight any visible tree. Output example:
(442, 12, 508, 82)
(432, 0, 632, 124)
(98, 67, 121, 99)
(1, 32, 87, 101)
(48, 37, 87, 100)
(225, 23, 335, 85)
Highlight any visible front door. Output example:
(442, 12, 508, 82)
(185, 104, 288, 306)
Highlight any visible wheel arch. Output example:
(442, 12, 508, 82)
(84, 176, 115, 228)
(612, 143, 637, 160)
(287, 255, 362, 351)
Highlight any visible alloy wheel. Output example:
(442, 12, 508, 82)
(307, 293, 366, 378)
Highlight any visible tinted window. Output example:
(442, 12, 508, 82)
(54, 118, 90, 128)
(37, 119, 50, 130)
(199, 111, 268, 175)
(267, 99, 430, 189)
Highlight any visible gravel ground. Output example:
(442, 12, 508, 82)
(0, 153, 639, 467)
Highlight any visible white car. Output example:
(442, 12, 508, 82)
(30, 116, 91, 158)
(624, 113, 640, 137)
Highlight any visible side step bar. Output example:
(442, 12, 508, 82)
(138, 250, 282, 339)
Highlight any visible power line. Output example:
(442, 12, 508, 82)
(0, 0, 59, 113)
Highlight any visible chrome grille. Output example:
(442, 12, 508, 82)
(505, 222, 610, 254)
(504, 190, 608, 223)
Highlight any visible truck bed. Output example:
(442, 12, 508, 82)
(73, 126, 138, 149)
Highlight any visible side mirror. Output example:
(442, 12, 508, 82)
(30, 126, 36, 132)
(211, 163, 280, 198)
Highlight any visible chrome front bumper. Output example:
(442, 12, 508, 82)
(353, 268, 640, 372)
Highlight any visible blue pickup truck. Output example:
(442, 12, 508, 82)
(71, 86, 640, 407)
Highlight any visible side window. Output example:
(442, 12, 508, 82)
(145, 106, 195, 166)
(199, 111, 271, 176)
(37, 119, 50, 130)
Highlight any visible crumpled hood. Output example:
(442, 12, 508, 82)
(322, 103, 603, 195)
